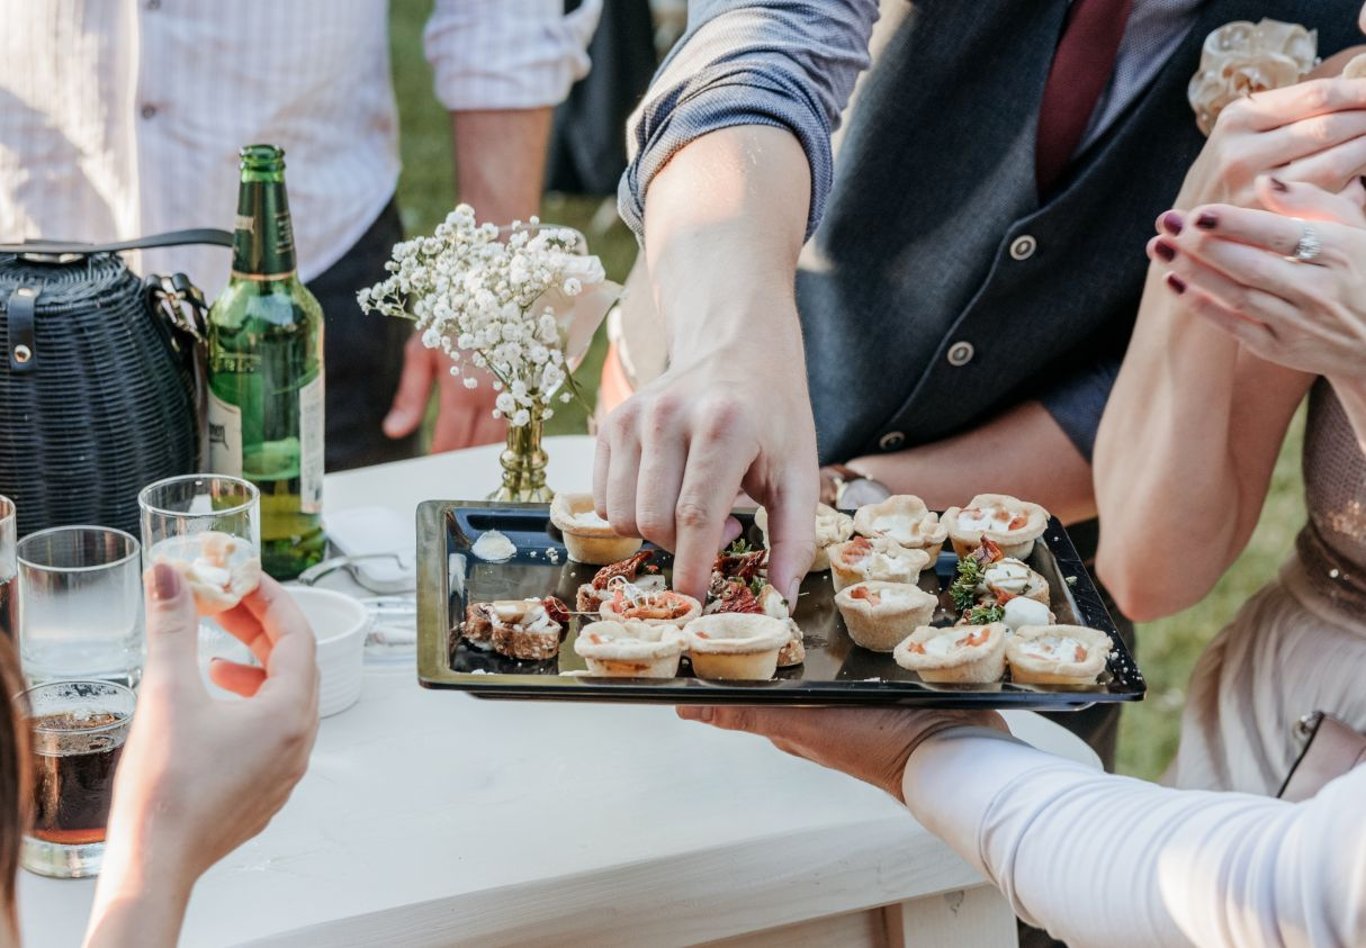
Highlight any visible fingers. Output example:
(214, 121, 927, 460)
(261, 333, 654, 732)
(214, 575, 314, 668)
(1161, 203, 1305, 256)
(592, 429, 612, 520)
(208, 658, 267, 698)
(1255, 175, 1366, 228)
(383, 334, 432, 440)
(671, 430, 755, 600)
(432, 362, 501, 454)
(1148, 235, 1300, 323)
(604, 428, 642, 539)
(677, 704, 787, 739)
(1276, 130, 1366, 195)
(634, 401, 688, 551)
(141, 565, 208, 698)
(1221, 77, 1366, 132)
(756, 471, 818, 605)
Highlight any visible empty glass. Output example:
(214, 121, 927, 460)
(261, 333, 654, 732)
(17, 527, 143, 687)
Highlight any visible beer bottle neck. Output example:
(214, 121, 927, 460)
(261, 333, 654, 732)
(231, 175, 297, 280)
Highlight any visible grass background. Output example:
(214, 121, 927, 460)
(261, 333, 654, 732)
(388, 3, 1308, 780)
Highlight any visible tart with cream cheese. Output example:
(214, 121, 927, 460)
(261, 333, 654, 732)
(892, 622, 1008, 684)
(979, 557, 1050, 605)
(1006, 625, 1112, 685)
(549, 492, 643, 565)
(463, 596, 570, 661)
(754, 503, 854, 573)
(828, 535, 932, 592)
(682, 613, 790, 680)
(941, 493, 1049, 559)
(834, 581, 939, 653)
(1001, 596, 1055, 631)
(573, 620, 686, 678)
(852, 495, 949, 561)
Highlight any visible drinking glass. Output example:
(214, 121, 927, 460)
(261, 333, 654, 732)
(20, 679, 135, 878)
(17, 527, 143, 687)
(0, 496, 15, 638)
(138, 475, 261, 672)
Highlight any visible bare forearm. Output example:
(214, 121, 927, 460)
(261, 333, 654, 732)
(644, 125, 810, 365)
(845, 401, 1096, 525)
(451, 108, 552, 224)
(84, 850, 192, 948)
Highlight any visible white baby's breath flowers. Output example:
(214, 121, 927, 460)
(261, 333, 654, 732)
(358, 205, 609, 427)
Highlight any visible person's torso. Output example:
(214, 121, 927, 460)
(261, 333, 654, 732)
(1297, 380, 1366, 617)
(0, 0, 400, 293)
(798, 0, 1362, 464)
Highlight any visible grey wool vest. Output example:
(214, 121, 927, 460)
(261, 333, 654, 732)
(798, 0, 1362, 466)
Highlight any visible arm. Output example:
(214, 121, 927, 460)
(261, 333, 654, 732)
(845, 400, 1096, 525)
(905, 729, 1366, 947)
(598, 2, 877, 602)
(385, 0, 601, 452)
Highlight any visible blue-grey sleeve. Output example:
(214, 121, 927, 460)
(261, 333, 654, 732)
(618, 0, 879, 243)
(1037, 355, 1123, 462)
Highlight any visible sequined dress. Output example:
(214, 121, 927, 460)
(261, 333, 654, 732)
(1170, 380, 1366, 794)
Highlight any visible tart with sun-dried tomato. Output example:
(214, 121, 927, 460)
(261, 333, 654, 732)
(941, 493, 1049, 560)
(1006, 625, 1112, 686)
(828, 535, 932, 593)
(834, 581, 939, 653)
(852, 495, 948, 561)
(573, 620, 686, 678)
(892, 622, 1008, 683)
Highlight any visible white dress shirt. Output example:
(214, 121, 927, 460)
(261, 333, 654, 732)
(0, 0, 600, 296)
(905, 728, 1366, 947)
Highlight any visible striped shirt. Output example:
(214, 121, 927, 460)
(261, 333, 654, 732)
(621, 0, 1203, 241)
(0, 0, 600, 296)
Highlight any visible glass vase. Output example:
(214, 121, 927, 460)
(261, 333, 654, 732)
(490, 403, 552, 503)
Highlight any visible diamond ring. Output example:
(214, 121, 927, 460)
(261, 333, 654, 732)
(1291, 222, 1322, 263)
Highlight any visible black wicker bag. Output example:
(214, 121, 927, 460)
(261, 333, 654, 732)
(0, 230, 231, 537)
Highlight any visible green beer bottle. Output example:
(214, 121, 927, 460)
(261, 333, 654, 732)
(207, 144, 326, 579)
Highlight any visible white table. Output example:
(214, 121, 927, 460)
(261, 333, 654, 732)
(20, 436, 1099, 947)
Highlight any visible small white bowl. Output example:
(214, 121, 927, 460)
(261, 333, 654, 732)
(286, 587, 370, 718)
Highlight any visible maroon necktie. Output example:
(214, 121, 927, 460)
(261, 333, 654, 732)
(1035, 0, 1135, 197)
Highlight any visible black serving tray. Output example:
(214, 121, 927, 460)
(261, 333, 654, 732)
(417, 501, 1146, 709)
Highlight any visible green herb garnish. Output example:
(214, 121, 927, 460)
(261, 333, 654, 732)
(949, 556, 986, 612)
(963, 602, 1005, 624)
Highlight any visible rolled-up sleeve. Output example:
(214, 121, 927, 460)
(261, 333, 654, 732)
(1037, 353, 1123, 462)
(425, 0, 602, 111)
(619, 0, 879, 242)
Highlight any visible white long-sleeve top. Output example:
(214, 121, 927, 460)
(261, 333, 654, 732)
(904, 728, 1366, 947)
(0, 0, 600, 295)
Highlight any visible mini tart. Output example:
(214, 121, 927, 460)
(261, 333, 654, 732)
(1007, 625, 1112, 686)
(892, 623, 1008, 684)
(151, 531, 262, 615)
(828, 535, 932, 592)
(575, 551, 661, 612)
(549, 492, 643, 565)
(600, 588, 702, 629)
(463, 598, 565, 661)
(754, 503, 854, 573)
(573, 620, 685, 678)
(682, 613, 790, 681)
(777, 620, 806, 667)
(852, 495, 948, 561)
(941, 493, 1049, 559)
(834, 581, 939, 653)
(979, 558, 1050, 605)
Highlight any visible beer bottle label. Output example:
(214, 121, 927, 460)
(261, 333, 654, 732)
(207, 391, 244, 477)
(298, 374, 324, 515)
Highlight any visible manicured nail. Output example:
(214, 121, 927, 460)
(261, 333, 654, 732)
(1268, 177, 1289, 192)
(146, 563, 181, 601)
(1160, 211, 1184, 235)
(1195, 212, 1219, 230)
(1166, 273, 1187, 294)
(1154, 240, 1177, 262)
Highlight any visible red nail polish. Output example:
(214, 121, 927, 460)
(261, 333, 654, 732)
(1268, 177, 1289, 193)
(1166, 273, 1187, 294)
(1160, 211, 1184, 235)
(1195, 212, 1219, 230)
(1154, 240, 1177, 262)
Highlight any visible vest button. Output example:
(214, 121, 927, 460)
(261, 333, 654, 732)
(878, 431, 906, 451)
(1009, 235, 1037, 260)
(947, 341, 975, 367)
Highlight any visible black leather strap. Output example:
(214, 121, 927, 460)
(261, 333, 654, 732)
(6, 284, 39, 373)
(0, 228, 233, 258)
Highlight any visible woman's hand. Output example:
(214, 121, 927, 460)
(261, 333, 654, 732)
(1148, 177, 1366, 379)
(86, 566, 319, 948)
(1177, 77, 1366, 209)
(677, 705, 1007, 801)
